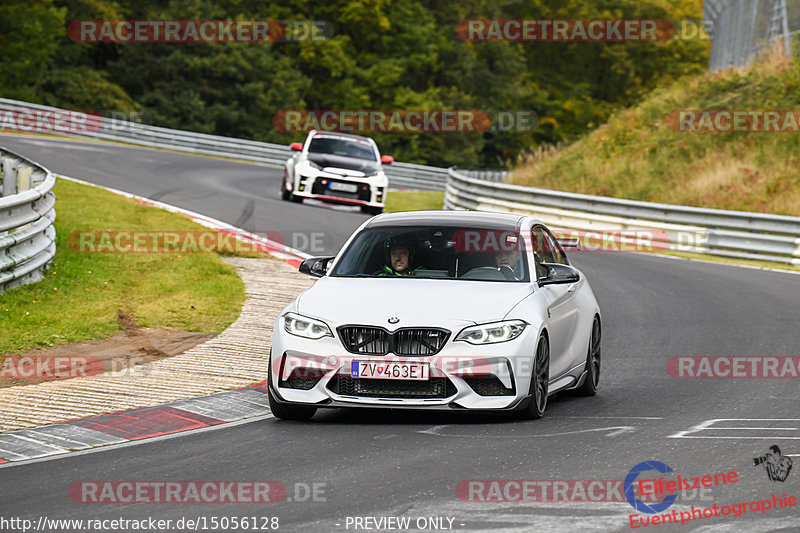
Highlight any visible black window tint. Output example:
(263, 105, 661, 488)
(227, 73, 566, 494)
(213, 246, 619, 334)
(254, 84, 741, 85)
(308, 138, 376, 161)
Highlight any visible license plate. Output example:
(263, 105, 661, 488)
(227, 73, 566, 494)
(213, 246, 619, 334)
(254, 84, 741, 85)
(329, 182, 358, 193)
(351, 361, 429, 380)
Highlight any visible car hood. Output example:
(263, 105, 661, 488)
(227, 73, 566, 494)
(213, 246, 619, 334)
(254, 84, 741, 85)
(296, 277, 532, 327)
(307, 153, 380, 174)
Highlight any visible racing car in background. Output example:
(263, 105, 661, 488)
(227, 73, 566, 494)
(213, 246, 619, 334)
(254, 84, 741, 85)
(281, 130, 393, 215)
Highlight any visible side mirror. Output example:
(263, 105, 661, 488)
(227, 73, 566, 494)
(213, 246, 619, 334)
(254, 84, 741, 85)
(557, 237, 581, 251)
(381, 155, 394, 165)
(290, 142, 303, 151)
(299, 256, 335, 277)
(538, 263, 580, 286)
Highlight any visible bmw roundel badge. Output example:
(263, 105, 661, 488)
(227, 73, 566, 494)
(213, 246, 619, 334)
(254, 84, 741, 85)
(388, 316, 400, 324)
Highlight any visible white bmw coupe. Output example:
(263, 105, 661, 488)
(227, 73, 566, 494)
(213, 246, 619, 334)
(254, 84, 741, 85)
(268, 211, 601, 420)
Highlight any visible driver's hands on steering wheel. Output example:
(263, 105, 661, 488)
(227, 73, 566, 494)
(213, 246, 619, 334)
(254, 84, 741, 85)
(497, 265, 517, 280)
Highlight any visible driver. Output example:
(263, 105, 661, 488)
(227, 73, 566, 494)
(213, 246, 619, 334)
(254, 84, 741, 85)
(378, 235, 421, 276)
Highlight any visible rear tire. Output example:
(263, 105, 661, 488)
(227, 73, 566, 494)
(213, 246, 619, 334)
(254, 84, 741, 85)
(574, 317, 601, 396)
(518, 334, 549, 420)
(267, 362, 317, 421)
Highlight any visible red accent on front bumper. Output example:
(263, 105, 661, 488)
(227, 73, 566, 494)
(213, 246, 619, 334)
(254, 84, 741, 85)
(305, 194, 373, 206)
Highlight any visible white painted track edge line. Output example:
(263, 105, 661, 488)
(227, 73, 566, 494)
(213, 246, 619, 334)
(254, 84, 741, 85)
(0, 413, 275, 469)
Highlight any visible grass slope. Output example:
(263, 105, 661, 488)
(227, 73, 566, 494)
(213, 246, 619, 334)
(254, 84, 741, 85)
(511, 47, 800, 216)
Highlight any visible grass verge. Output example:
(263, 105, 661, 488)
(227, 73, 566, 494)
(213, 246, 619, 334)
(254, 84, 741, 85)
(385, 191, 444, 212)
(0, 178, 259, 355)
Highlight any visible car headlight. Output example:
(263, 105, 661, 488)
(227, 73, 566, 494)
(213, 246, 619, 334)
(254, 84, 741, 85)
(455, 320, 527, 344)
(283, 312, 333, 339)
(305, 160, 323, 170)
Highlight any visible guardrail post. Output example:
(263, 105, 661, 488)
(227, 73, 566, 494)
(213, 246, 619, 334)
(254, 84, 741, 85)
(16, 163, 32, 194)
(30, 168, 47, 188)
(2, 156, 19, 197)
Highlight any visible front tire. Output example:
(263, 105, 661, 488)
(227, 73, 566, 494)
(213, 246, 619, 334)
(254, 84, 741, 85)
(283, 170, 303, 203)
(267, 362, 317, 421)
(280, 176, 291, 201)
(574, 316, 601, 396)
(518, 334, 549, 419)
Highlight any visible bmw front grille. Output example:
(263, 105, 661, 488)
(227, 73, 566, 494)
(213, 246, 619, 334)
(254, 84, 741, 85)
(337, 326, 450, 355)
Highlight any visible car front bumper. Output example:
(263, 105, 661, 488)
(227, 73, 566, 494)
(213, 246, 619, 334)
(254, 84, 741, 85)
(269, 327, 542, 411)
(294, 173, 386, 207)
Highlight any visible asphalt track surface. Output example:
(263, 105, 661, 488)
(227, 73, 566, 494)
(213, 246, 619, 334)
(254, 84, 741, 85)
(0, 134, 367, 255)
(1, 135, 799, 532)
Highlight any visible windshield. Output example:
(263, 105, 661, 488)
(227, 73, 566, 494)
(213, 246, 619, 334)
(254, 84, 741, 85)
(308, 135, 377, 161)
(330, 226, 530, 282)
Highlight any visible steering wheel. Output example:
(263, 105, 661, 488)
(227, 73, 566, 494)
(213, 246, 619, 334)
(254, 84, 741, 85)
(497, 265, 517, 280)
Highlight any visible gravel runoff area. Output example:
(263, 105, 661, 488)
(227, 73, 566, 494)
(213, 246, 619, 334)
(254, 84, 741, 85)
(0, 258, 314, 433)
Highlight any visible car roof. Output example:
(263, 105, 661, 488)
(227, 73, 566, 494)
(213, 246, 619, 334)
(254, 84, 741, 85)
(366, 210, 530, 230)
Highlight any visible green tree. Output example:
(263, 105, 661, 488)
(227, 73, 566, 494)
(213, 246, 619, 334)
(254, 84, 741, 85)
(0, 0, 66, 101)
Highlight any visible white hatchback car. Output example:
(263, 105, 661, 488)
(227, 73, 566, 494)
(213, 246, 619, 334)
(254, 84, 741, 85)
(281, 130, 393, 215)
(268, 211, 601, 420)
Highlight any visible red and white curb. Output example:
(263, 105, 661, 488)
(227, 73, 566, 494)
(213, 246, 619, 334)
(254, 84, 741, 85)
(0, 383, 273, 465)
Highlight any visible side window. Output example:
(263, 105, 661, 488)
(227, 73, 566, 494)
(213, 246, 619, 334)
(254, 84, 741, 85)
(531, 227, 555, 279)
(543, 229, 568, 265)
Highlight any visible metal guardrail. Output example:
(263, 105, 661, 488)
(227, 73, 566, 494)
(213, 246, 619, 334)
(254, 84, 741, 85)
(704, 0, 799, 72)
(0, 147, 57, 292)
(455, 169, 510, 182)
(0, 98, 450, 190)
(445, 168, 800, 265)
